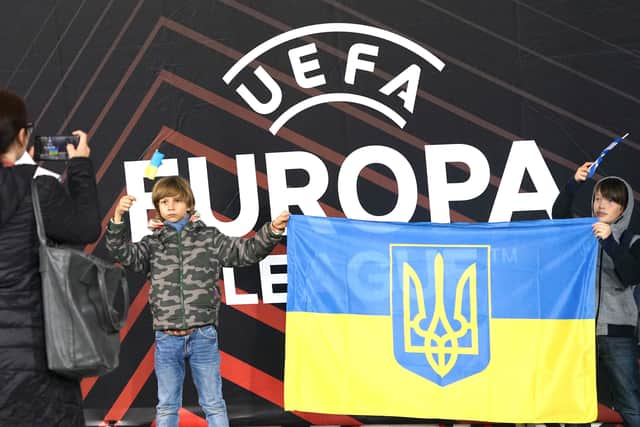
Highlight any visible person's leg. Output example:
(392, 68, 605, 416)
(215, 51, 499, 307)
(188, 325, 229, 427)
(598, 335, 640, 427)
(154, 331, 186, 427)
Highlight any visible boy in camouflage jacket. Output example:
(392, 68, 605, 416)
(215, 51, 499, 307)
(106, 176, 288, 427)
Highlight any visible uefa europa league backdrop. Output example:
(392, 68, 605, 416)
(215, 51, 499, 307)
(2, 0, 639, 424)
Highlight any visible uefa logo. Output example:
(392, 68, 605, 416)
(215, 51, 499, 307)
(223, 23, 445, 135)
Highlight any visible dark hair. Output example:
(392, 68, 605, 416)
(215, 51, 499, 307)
(151, 176, 195, 219)
(595, 178, 628, 208)
(0, 89, 28, 155)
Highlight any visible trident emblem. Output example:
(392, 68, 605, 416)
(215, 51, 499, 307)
(390, 245, 491, 386)
(403, 254, 478, 377)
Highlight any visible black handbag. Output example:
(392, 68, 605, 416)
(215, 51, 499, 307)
(31, 181, 130, 379)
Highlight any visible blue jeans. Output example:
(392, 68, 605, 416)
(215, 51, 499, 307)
(562, 336, 640, 427)
(154, 325, 229, 427)
(597, 335, 640, 427)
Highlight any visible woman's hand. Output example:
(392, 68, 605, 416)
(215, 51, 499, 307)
(592, 221, 612, 240)
(114, 195, 136, 224)
(67, 130, 90, 159)
(271, 211, 290, 234)
(574, 162, 594, 182)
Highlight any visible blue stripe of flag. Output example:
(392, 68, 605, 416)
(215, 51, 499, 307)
(286, 215, 598, 320)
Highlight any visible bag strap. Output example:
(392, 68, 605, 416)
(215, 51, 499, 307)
(30, 180, 48, 246)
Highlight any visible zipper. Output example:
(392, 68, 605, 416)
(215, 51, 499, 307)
(177, 231, 186, 329)
(595, 246, 603, 330)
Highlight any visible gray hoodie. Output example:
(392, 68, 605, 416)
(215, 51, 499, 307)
(592, 177, 639, 335)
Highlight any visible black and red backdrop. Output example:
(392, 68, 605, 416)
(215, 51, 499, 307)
(2, 0, 640, 425)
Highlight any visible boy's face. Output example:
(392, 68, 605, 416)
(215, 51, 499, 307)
(593, 190, 624, 224)
(158, 195, 189, 222)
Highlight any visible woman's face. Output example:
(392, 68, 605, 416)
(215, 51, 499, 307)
(593, 190, 624, 224)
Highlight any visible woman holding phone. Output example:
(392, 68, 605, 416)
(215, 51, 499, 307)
(0, 89, 101, 426)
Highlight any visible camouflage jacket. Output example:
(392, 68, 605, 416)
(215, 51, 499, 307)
(105, 217, 282, 330)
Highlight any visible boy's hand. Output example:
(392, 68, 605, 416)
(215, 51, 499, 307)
(574, 162, 594, 182)
(592, 222, 612, 240)
(67, 130, 90, 159)
(114, 195, 136, 224)
(271, 211, 290, 234)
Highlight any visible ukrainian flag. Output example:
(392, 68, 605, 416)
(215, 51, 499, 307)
(143, 149, 165, 180)
(284, 215, 598, 423)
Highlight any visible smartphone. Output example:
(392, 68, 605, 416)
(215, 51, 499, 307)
(33, 135, 80, 161)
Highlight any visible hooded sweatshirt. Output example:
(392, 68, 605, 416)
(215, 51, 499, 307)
(553, 176, 640, 335)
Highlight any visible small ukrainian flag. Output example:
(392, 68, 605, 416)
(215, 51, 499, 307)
(144, 149, 165, 180)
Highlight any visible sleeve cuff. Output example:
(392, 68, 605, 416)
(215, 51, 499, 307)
(601, 234, 619, 256)
(108, 219, 127, 231)
(267, 223, 284, 239)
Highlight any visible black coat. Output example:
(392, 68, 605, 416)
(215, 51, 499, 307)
(0, 159, 100, 426)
